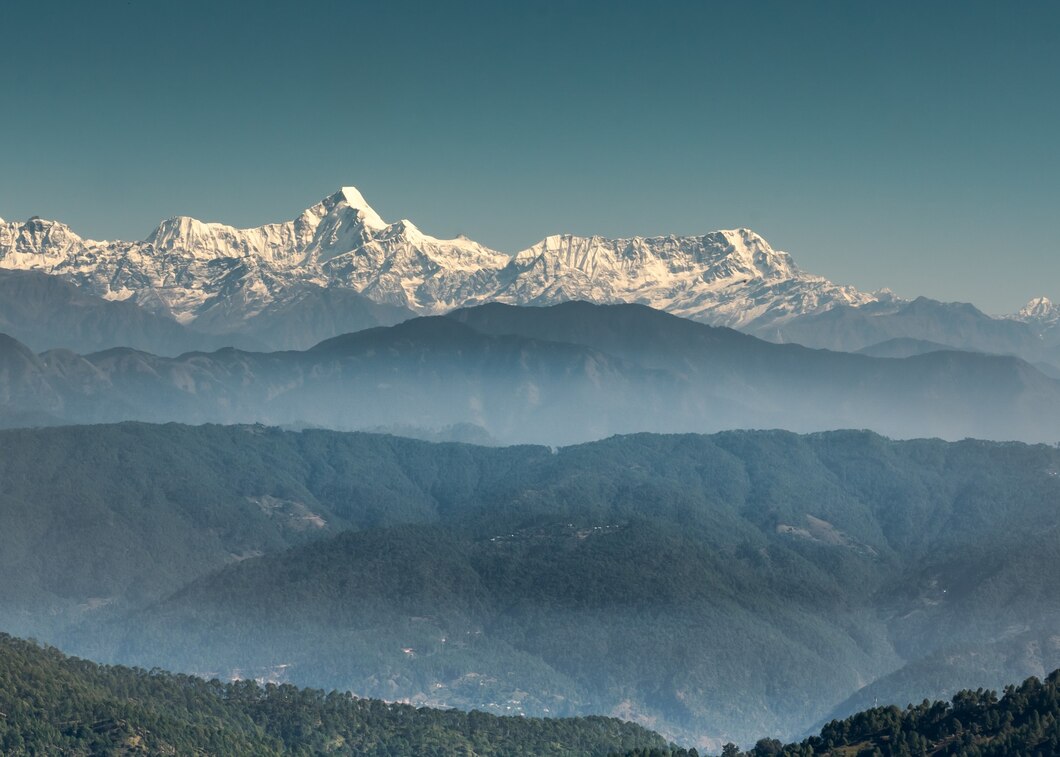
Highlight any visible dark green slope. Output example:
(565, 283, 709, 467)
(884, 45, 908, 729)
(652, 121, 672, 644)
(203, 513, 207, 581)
(0, 422, 546, 635)
(620, 670, 1060, 756)
(793, 671, 1060, 757)
(0, 633, 668, 756)
(115, 517, 897, 747)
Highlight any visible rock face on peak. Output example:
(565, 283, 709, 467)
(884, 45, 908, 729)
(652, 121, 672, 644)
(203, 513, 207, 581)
(0, 188, 883, 349)
(0, 217, 85, 266)
(338, 185, 386, 229)
(1017, 296, 1060, 327)
(491, 227, 871, 329)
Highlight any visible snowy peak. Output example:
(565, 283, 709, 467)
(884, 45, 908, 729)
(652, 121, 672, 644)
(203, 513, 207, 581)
(509, 227, 798, 292)
(1015, 296, 1060, 327)
(0, 217, 86, 266)
(139, 188, 395, 265)
(488, 224, 866, 329)
(376, 218, 421, 241)
(147, 216, 229, 253)
(709, 228, 798, 278)
(1019, 296, 1054, 317)
(0, 185, 885, 334)
(338, 186, 387, 229)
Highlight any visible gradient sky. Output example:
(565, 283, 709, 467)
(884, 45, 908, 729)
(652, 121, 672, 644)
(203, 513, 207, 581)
(2, 0, 1058, 313)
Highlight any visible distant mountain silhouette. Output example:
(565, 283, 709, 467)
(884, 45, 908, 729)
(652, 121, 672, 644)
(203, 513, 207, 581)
(3, 301, 1060, 443)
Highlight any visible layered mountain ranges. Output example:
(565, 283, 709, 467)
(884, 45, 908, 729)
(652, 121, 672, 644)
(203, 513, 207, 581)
(3, 301, 1060, 444)
(3, 187, 1057, 357)
(5, 186, 1060, 750)
(4, 423, 1060, 747)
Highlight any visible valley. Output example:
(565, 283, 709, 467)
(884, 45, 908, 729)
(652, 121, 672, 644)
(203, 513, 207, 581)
(2, 424, 1058, 746)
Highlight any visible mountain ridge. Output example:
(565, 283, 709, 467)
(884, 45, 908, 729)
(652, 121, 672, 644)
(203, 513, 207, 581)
(3, 301, 1060, 444)
(0, 187, 883, 336)
(4, 186, 1057, 360)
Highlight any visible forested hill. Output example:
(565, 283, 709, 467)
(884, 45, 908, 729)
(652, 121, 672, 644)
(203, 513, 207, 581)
(12, 625, 1056, 757)
(616, 670, 1060, 757)
(4, 423, 1060, 745)
(0, 633, 670, 756)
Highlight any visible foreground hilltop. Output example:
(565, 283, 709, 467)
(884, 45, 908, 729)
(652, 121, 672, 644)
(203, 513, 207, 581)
(0, 633, 668, 756)
(620, 672, 1060, 756)
(4, 625, 1060, 756)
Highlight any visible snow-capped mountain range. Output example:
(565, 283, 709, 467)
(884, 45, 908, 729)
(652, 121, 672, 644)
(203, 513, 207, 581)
(0, 187, 880, 332)
(0, 186, 1053, 353)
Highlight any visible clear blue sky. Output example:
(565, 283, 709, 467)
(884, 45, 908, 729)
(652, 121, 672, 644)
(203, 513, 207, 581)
(2, 0, 1058, 313)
